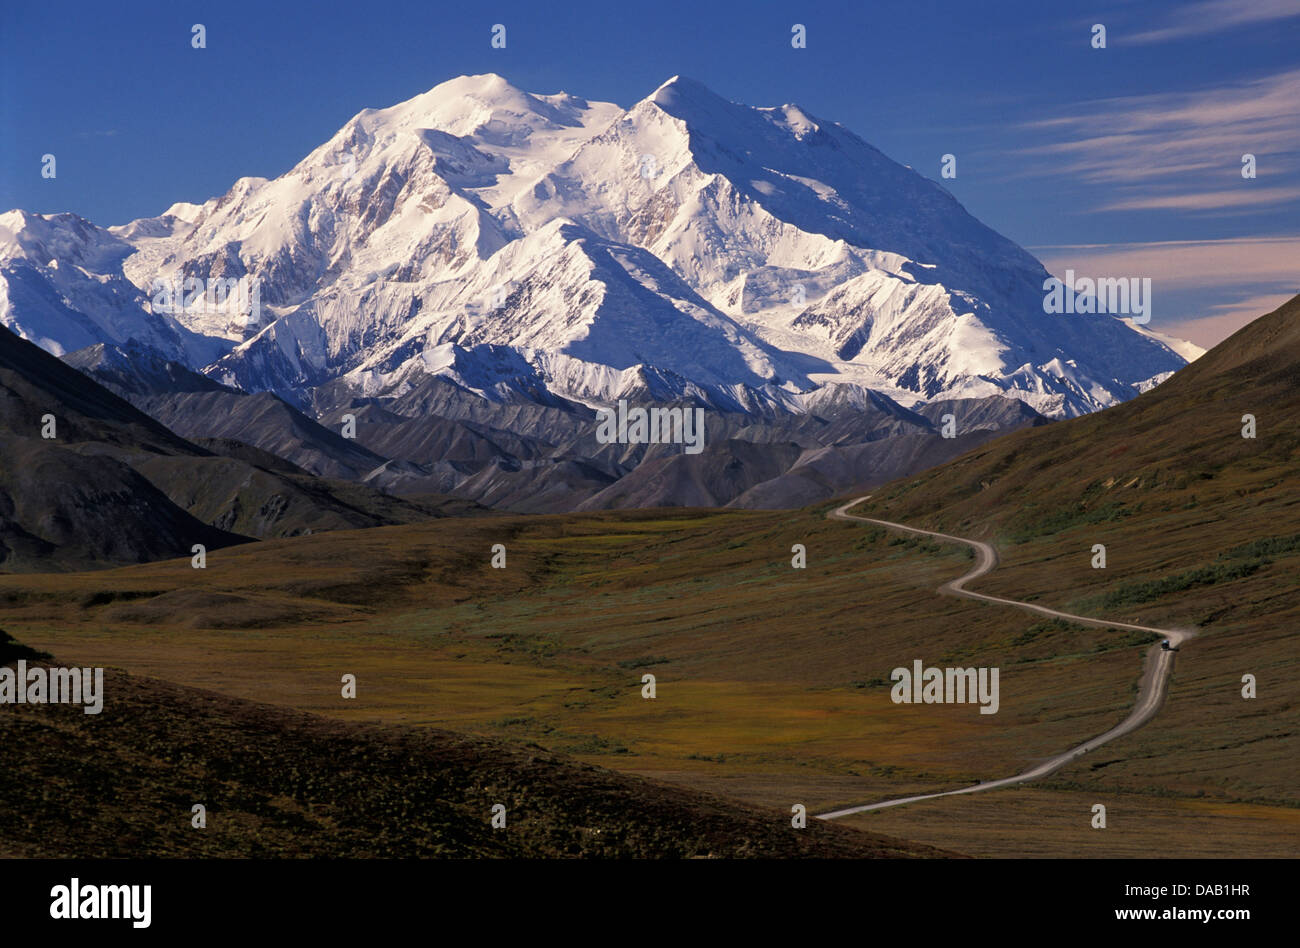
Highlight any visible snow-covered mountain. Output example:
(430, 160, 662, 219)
(2, 73, 1188, 419)
(0, 210, 229, 366)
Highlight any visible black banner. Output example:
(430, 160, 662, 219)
(1, 858, 1284, 935)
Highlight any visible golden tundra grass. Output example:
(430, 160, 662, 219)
(2, 495, 1294, 856)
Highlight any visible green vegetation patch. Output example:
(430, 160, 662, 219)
(1099, 561, 1262, 607)
(1007, 502, 1132, 543)
(1220, 532, 1300, 562)
(616, 656, 672, 669)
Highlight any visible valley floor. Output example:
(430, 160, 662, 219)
(3, 494, 1294, 858)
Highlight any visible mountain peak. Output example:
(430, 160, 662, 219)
(645, 76, 826, 147)
(429, 72, 516, 98)
(3, 74, 1195, 424)
(359, 73, 604, 145)
(650, 75, 731, 112)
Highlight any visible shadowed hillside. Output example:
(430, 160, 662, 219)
(0, 327, 479, 571)
(0, 653, 953, 858)
(859, 294, 1300, 539)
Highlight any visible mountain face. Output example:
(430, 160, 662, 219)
(3, 74, 1186, 423)
(0, 75, 1196, 525)
(0, 210, 230, 366)
(65, 335, 1044, 513)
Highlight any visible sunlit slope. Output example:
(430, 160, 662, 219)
(847, 294, 1299, 808)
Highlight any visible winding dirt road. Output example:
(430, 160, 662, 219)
(816, 496, 1193, 820)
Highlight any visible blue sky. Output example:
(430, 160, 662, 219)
(2, 0, 1297, 344)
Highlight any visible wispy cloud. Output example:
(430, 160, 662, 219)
(1031, 236, 1300, 346)
(1095, 186, 1300, 212)
(1032, 236, 1300, 289)
(1129, 0, 1300, 44)
(1012, 68, 1300, 216)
